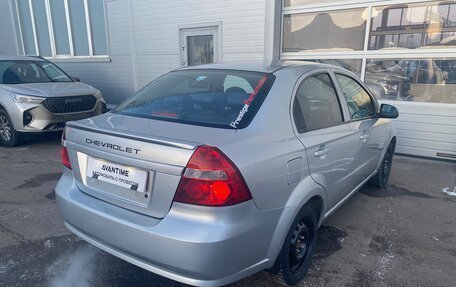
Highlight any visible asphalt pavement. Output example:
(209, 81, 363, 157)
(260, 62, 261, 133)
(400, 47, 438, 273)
(0, 132, 455, 287)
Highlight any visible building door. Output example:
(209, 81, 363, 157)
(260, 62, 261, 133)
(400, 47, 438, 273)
(180, 26, 220, 67)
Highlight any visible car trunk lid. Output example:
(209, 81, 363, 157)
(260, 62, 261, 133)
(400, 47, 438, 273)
(64, 114, 236, 219)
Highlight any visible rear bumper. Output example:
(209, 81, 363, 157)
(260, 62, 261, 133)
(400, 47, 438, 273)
(55, 170, 283, 287)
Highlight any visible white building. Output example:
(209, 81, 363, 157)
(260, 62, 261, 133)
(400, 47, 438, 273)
(0, 0, 455, 161)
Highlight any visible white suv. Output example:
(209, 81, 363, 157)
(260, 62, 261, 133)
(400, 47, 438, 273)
(0, 56, 106, 146)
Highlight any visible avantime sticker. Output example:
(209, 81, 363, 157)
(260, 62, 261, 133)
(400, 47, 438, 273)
(87, 157, 148, 192)
(230, 76, 267, 129)
(91, 164, 139, 190)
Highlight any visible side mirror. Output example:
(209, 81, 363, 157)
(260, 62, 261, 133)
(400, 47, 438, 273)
(379, 104, 399, 119)
(72, 76, 80, 82)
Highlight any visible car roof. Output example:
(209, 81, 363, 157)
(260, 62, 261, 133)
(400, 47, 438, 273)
(0, 57, 340, 73)
(0, 55, 46, 62)
(179, 60, 336, 74)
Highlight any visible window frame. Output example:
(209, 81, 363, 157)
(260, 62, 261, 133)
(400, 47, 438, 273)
(282, 7, 369, 53)
(291, 70, 347, 134)
(14, 0, 109, 61)
(333, 71, 380, 121)
(281, 0, 456, 86)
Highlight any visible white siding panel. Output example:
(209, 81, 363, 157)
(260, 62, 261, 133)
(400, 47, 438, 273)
(381, 101, 456, 161)
(393, 115, 456, 126)
(396, 139, 456, 154)
(396, 130, 456, 145)
(131, 0, 267, 88)
(223, 52, 265, 61)
(395, 122, 456, 135)
(395, 146, 455, 160)
(393, 102, 456, 117)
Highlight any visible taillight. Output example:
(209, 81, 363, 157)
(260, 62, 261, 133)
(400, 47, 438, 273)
(174, 146, 252, 206)
(61, 128, 71, 170)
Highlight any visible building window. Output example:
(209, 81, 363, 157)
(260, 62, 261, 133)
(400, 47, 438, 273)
(282, 8, 367, 52)
(281, 1, 456, 104)
(369, 2, 456, 50)
(15, 0, 108, 58)
(304, 59, 363, 77)
(365, 58, 456, 104)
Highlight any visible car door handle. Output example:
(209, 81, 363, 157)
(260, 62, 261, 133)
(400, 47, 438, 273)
(360, 133, 370, 142)
(314, 148, 329, 157)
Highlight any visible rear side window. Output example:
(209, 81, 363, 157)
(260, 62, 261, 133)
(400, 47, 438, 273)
(114, 70, 274, 129)
(335, 74, 376, 120)
(293, 73, 343, 133)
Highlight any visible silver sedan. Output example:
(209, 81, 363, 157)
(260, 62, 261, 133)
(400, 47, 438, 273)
(56, 61, 398, 286)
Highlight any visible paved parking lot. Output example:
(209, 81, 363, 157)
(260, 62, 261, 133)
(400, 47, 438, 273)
(0, 133, 455, 287)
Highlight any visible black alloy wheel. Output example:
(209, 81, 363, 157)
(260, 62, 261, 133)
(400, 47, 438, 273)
(381, 148, 393, 185)
(0, 109, 24, 147)
(0, 114, 12, 143)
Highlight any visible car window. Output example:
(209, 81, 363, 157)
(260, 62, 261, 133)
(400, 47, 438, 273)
(114, 69, 274, 129)
(293, 73, 343, 133)
(41, 62, 70, 82)
(0, 60, 72, 84)
(335, 74, 376, 120)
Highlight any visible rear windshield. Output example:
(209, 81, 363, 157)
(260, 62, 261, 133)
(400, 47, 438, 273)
(113, 69, 275, 129)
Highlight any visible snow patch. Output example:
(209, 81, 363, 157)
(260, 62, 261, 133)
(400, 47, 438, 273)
(442, 187, 456, 197)
(44, 239, 53, 249)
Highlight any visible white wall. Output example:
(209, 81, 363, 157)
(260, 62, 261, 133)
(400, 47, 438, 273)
(384, 101, 456, 160)
(130, 0, 267, 88)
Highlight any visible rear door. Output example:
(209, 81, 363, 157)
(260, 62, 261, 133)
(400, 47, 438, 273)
(292, 72, 360, 211)
(334, 73, 387, 185)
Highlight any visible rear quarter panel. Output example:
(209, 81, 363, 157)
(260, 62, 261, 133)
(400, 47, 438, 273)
(220, 67, 327, 212)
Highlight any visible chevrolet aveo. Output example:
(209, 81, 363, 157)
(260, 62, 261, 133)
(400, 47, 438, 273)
(56, 61, 399, 286)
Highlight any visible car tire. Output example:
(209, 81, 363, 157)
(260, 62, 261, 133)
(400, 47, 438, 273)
(368, 141, 394, 188)
(276, 204, 318, 286)
(0, 109, 24, 147)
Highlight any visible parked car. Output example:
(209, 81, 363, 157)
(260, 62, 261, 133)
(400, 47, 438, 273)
(56, 61, 398, 286)
(367, 73, 412, 100)
(0, 56, 106, 147)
